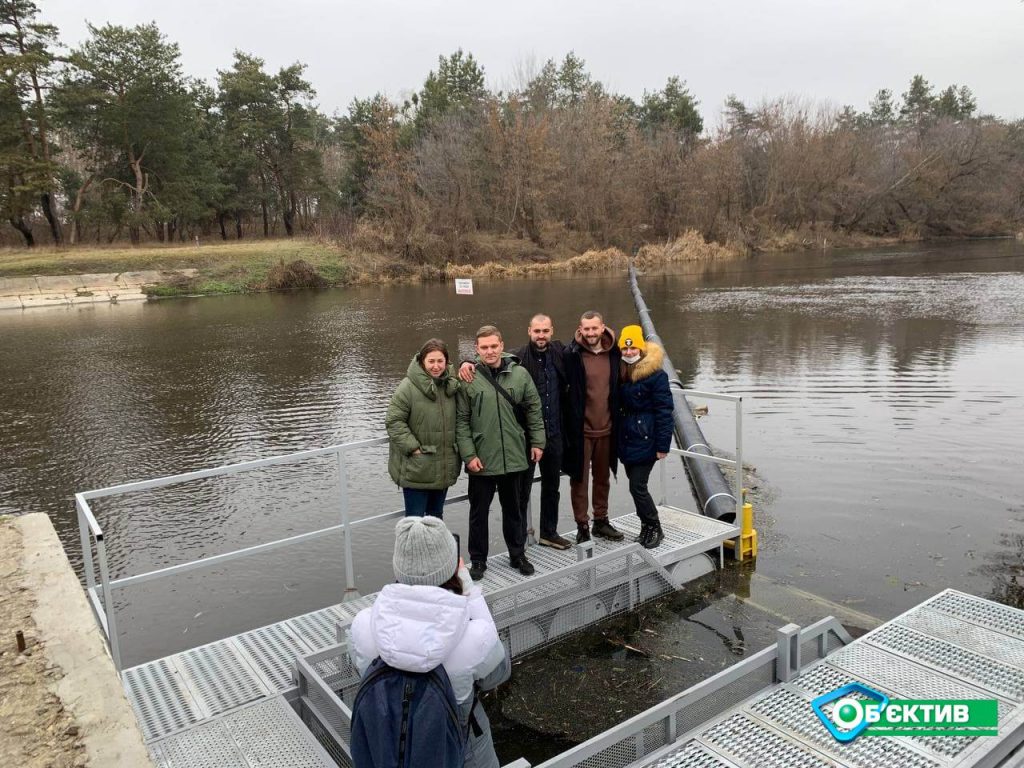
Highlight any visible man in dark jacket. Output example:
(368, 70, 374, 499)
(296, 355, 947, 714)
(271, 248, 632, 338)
(563, 310, 624, 543)
(511, 314, 573, 549)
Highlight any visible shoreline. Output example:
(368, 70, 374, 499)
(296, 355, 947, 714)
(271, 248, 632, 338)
(0, 229, 1005, 308)
(0, 514, 153, 768)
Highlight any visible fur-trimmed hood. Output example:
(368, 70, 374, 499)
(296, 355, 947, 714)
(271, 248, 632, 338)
(622, 342, 664, 383)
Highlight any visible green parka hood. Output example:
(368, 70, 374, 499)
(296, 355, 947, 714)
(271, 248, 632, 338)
(385, 356, 461, 490)
(404, 355, 459, 399)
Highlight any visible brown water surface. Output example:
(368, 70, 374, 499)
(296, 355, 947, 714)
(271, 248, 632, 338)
(1, 239, 1023, 673)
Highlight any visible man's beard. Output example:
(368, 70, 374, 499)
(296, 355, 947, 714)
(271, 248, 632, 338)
(532, 338, 549, 350)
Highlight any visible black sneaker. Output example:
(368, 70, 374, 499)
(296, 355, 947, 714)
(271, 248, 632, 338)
(576, 524, 591, 544)
(469, 561, 487, 581)
(641, 524, 664, 549)
(592, 518, 624, 541)
(510, 555, 535, 576)
(539, 532, 572, 550)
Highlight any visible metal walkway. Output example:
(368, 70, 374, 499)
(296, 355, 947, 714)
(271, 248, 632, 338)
(530, 589, 1024, 768)
(126, 507, 737, 767)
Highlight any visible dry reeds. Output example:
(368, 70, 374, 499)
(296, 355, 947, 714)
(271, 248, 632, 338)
(444, 230, 741, 281)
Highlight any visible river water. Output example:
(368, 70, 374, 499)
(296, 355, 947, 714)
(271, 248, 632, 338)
(2, 240, 1023, 725)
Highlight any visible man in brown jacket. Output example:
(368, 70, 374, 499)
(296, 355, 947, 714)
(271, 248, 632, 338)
(562, 311, 624, 543)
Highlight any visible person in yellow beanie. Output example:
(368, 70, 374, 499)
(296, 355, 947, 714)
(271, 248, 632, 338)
(616, 325, 673, 548)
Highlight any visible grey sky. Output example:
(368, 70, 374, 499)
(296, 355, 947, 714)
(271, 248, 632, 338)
(39, 0, 1023, 124)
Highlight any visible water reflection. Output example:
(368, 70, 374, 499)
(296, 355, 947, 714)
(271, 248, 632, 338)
(1, 239, 1023, 666)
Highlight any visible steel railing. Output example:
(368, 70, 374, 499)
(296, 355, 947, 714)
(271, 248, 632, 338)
(656, 389, 744, 522)
(78, 396, 744, 672)
(529, 617, 852, 768)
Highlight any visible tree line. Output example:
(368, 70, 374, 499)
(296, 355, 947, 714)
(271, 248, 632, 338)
(2, 0, 1022, 255)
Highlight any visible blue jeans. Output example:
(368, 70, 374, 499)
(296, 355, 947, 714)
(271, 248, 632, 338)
(402, 488, 448, 518)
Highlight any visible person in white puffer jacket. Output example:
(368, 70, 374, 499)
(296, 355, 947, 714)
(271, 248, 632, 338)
(349, 516, 511, 768)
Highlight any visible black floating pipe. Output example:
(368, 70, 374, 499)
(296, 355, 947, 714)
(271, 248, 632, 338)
(628, 263, 737, 524)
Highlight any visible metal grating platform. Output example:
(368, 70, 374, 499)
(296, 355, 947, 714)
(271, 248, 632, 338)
(634, 589, 1024, 768)
(150, 696, 336, 768)
(122, 507, 736, 765)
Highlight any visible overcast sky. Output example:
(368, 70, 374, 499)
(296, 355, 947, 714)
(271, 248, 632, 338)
(38, 0, 1023, 124)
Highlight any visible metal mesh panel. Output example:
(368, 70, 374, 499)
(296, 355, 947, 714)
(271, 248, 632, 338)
(178, 641, 268, 716)
(288, 606, 347, 650)
(313, 648, 363, 710)
(123, 657, 204, 740)
(149, 719, 248, 768)
(674, 658, 776, 738)
(302, 700, 350, 767)
(334, 595, 375, 623)
(899, 606, 1024, 667)
(642, 718, 672, 755)
(749, 687, 940, 768)
(822, 644, 1015, 760)
(235, 624, 312, 692)
(571, 734, 642, 768)
(868, 623, 1024, 701)
(224, 697, 336, 768)
(798, 638, 821, 668)
(926, 590, 1024, 637)
(831, 643, 1005, 705)
(791, 662, 859, 698)
(699, 712, 832, 768)
(648, 740, 736, 768)
(659, 506, 738, 543)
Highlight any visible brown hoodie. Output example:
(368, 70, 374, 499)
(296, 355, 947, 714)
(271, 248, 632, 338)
(574, 326, 615, 437)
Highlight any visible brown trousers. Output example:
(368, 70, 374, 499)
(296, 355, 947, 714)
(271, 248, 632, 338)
(570, 434, 611, 525)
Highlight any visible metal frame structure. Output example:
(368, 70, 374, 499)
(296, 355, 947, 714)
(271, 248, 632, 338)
(293, 614, 850, 768)
(76, 389, 746, 673)
(293, 539, 716, 767)
(656, 389, 743, 521)
(531, 618, 852, 768)
(517, 589, 1024, 768)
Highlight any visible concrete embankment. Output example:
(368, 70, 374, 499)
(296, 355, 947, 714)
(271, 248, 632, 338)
(0, 514, 153, 768)
(0, 270, 196, 311)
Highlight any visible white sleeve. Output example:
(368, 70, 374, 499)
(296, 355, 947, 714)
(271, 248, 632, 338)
(347, 610, 376, 677)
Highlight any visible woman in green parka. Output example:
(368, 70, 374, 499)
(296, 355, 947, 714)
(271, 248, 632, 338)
(386, 338, 461, 518)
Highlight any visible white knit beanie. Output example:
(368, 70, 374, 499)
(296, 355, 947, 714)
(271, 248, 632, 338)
(392, 516, 459, 587)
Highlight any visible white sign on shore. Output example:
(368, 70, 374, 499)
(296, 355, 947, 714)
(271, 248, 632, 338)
(454, 278, 474, 295)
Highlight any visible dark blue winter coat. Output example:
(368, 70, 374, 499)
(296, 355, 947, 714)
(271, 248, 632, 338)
(617, 343, 675, 465)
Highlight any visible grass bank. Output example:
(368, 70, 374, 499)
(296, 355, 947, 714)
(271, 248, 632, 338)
(0, 228, 906, 298)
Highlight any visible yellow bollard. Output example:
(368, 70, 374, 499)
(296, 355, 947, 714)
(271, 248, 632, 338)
(725, 489, 758, 561)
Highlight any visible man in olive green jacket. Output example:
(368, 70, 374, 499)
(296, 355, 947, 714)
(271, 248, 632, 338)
(457, 325, 546, 580)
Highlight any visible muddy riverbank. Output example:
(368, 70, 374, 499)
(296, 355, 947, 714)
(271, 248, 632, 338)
(0, 228, 913, 303)
(0, 515, 152, 768)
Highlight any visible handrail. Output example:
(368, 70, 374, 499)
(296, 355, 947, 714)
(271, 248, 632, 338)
(80, 438, 389, 500)
(78, 409, 741, 671)
(77, 437, 392, 671)
(532, 617, 852, 768)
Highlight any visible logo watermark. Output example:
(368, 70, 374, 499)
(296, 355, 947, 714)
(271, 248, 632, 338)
(811, 683, 998, 742)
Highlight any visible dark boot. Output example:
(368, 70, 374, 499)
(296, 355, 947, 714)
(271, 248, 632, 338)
(469, 561, 488, 581)
(509, 554, 535, 576)
(576, 524, 591, 544)
(641, 523, 664, 549)
(592, 518, 624, 541)
(635, 522, 650, 544)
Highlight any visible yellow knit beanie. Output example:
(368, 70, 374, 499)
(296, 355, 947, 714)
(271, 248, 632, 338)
(617, 325, 646, 352)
